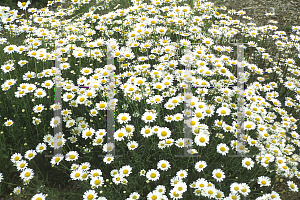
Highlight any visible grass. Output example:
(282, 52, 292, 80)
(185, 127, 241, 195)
(0, 0, 300, 199)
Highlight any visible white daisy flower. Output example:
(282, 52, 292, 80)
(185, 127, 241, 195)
(76, 95, 88, 105)
(127, 140, 139, 150)
(230, 182, 241, 194)
(24, 149, 37, 161)
(33, 104, 45, 113)
(83, 189, 98, 200)
(187, 148, 198, 155)
(141, 111, 157, 123)
(43, 134, 53, 144)
(257, 176, 271, 187)
(34, 88, 47, 98)
(287, 181, 299, 193)
(146, 169, 160, 181)
(212, 168, 225, 182)
(103, 154, 114, 164)
(157, 160, 171, 171)
(129, 192, 140, 200)
(216, 106, 231, 117)
(80, 67, 93, 76)
(241, 157, 255, 170)
(82, 127, 95, 140)
(90, 176, 104, 189)
(158, 140, 167, 149)
(71, 164, 79, 171)
(239, 182, 251, 196)
(31, 193, 46, 200)
(32, 117, 42, 125)
(11, 152, 22, 163)
(216, 143, 229, 156)
(194, 133, 210, 147)
(89, 169, 103, 179)
(172, 113, 184, 122)
(65, 151, 79, 162)
(157, 127, 172, 140)
(114, 128, 128, 141)
(174, 181, 187, 194)
(20, 168, 34, 181)
(53, 135, 67, 150)
(41, 80, 54, 89)
(203, 186, 217, 198)
(112, 174, 125, 185)
(50, 116, 61, 128)
(70, 169, 83, 181)
(92, 136, 103, 146)
(164, 138, 174, 147)
(119, 165, 132, 177)
(244, 120, 256, 130)
(50, 153, 64, 166)
(194, 160, 207, 173)
(79, 162, 91, 171)
(35, 143, 47, 153)
(95, 101, 107, 110)
(117, 113, 132, 124)
(16, 160, 28, 171)
(103, 143, 115, 153)
(148, 191, 163, 200)
(66, 119, 76, 128)
(140, 126, 154, 138)
(169, 188, 183, 199)
(13, 186, 22, 195)
(4, 119, 14, 127)
(176, 169, 188, 179)
(195, 178, 208, 190)
(155, 185, 166, 195)
(79, 170, 89, 181)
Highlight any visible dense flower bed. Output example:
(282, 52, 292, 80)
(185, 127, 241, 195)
(0, 0, 300, 199)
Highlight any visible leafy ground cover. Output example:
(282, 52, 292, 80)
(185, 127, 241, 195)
(0, 0, 300, 199)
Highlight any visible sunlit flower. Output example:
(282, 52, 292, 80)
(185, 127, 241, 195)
(20, 168, 34, 181)
(141, 111, 157, 123)
(117, 113, 132, 124)
(127, 140, 139, 150)
(195, 160, 207, 172)
(31, 193, 46, 200)
(18, 1, 31, 10)
(50, 116, 61, 128)
(244, 120, 256, 130)
(4, 119, 14, 127)
(50, 153, 64, 166)
(157, 160, 171, 171)
(83, 189, 98, 200)
(257, 176, 271, 187)
(24, 149, 37, 161)
(114, 128, 128, 142)
(82, 128, 95, 140)
(34, 88, 47, 98)
(4, 45, 17, 54)
(212, 168, 225, 182)
(65, 151, 79, 162)
(241, 157, 255, 170)
(216, 143, 229, 156)
(194, 133, 210, 147)
(15, 160, 28, 171)
(146, 169, 160, 181)
(174, 181, 187, 194)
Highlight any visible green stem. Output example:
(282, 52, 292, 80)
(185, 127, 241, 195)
(1, 181, 36, 189)
(31, 160, 50, 188)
